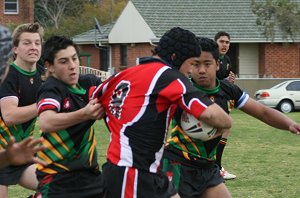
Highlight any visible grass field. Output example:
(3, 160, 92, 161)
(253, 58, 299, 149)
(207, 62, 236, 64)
(9, 110, 300, 197)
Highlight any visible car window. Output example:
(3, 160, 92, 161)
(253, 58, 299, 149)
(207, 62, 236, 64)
(271, 81, 288, 89)
(286, 81, 300, 91)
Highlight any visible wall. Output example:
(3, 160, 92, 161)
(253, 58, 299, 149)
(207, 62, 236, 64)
(110, 43, 153, 73)
(259, 43, 300, 78)
(0, 0, 34, 24)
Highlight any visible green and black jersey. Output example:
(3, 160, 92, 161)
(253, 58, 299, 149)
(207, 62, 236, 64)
(217, 55, 233, 80)
(164, 79, 249, 167)
(36, 75, 102, 176)
(0, 63, 44, 148)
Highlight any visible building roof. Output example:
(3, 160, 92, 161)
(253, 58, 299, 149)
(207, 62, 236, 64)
(73, 0, 300, 44)
(72, 23, 114, 44)
(131, 0, 300, 43)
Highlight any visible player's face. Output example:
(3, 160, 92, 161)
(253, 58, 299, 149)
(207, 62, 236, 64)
(13, 32, 41, 65)
(179, 56, 201, 78)
(216, 36, 230, 56)
(48, 46, 80, 88)
(191, 51, 219, 89)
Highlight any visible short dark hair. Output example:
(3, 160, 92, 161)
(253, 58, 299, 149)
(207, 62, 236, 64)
(214, 31, 230, 41)
(42, 35, 79, 65)
(197, 37, 219, 62)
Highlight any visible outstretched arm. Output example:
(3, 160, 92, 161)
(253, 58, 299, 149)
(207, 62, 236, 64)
(241, 98, 300, 135)
(0, 136, 46, 169)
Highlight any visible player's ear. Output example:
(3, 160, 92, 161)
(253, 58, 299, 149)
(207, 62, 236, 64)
(45, 61, 54, 73)
(216, 60, 220, 71)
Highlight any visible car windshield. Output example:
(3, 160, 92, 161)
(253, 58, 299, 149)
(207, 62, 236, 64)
(270, 81, 288, 89)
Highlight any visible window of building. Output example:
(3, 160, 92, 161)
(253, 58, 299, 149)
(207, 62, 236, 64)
(4, 0, 18, 14)
(120, 44, 127, 66)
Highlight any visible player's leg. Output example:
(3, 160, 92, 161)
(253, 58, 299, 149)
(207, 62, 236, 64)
(216, 129, 236, 180)
(0, 185, 8, 198)
(200, 183, 231, 198)
(18, 164, 38, 190)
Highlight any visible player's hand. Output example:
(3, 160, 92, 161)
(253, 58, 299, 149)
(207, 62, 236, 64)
(288, 123, 300, 135)
(6, 136, 47, 166)
(85, 98, 105, 120)
(228, 71, 235, 83)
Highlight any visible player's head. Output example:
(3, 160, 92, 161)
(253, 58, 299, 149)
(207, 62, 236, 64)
(191, 37, 219, 89)
(12, 23, 44, 62)
(0, 25, 13, 84)
(42, 35, 80, 87)
(214, 31, 230, 56)
(153, 27, 201, 76)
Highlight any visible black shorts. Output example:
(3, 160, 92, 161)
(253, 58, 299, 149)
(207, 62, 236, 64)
(160, 158, 224, 198)
(0, 163, 32, 185)
(102, 161, 177, 198)
(35, 169, 105, 198)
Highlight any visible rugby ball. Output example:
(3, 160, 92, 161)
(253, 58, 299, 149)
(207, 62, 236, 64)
(180, 111, 217, 141)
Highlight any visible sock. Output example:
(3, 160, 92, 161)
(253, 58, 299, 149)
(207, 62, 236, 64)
(216, 137, 228, 169)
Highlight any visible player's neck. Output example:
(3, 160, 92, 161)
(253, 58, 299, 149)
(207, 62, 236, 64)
(14, 59, 37, 72)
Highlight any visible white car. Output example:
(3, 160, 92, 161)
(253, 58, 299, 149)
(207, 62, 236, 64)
(254, 80, 300, 113)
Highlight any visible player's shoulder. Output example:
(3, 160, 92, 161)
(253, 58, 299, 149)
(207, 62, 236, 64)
(79, 74, 102, 88)
(39, 76, 66, 92)
(220, 79, 240, 91)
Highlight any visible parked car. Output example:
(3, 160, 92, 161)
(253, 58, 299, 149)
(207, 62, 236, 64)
(254, 80, 300, 113)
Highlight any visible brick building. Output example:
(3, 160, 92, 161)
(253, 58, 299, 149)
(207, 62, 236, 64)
(0, 0, 34, 24)
(73, 0, 300, 78)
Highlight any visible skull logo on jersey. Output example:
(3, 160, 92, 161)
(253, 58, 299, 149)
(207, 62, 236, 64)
(109, 81, 130, 119)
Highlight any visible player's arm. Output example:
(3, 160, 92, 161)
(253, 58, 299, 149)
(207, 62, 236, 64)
(0, 136, 46, 169)
(241, 98, 300, 135)
(0, 97, 37, 127)
(39, 98, 104, 133)
(198, 103, 232, 129)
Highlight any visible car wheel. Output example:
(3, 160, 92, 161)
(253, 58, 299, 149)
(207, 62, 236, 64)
(278, 100, 293, 113)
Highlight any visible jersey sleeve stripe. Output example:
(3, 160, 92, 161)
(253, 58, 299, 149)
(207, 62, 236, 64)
(237, 92, 249, 108)
(37, 98, 61, 114)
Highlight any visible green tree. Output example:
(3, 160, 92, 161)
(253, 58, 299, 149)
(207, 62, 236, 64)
(251, 0, 300, 41)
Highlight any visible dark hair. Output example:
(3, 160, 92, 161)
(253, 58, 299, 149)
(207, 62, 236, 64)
(214, 31, 230, 41)
(42, 35, 79, 65)
(197, 37, 219, 62)
(153, 27, 201, 70)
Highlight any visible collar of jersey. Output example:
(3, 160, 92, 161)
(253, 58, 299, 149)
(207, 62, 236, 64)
(219, 55, 225, 60)
(11, 62, 37, 76)
(191, 78, 220, 94)
(66, 84, 86, 95)
(138, 56, 171, 67)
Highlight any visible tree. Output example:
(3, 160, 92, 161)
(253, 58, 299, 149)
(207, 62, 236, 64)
(34, 0, 128, 39)
(251, 0, 300, 41)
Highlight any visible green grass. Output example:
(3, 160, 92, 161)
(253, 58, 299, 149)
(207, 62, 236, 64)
(9, 110, 300, 197)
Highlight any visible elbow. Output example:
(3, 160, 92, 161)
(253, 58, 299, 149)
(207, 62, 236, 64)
(2, 116, 16, 127)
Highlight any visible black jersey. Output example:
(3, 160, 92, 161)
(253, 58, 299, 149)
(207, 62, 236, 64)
(91, 57, 213, 173)
(0, 63, 44, 148)
(36, 75, 102, 176)
(165, 79, 249, 166)
(217, 55, 233, 80)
